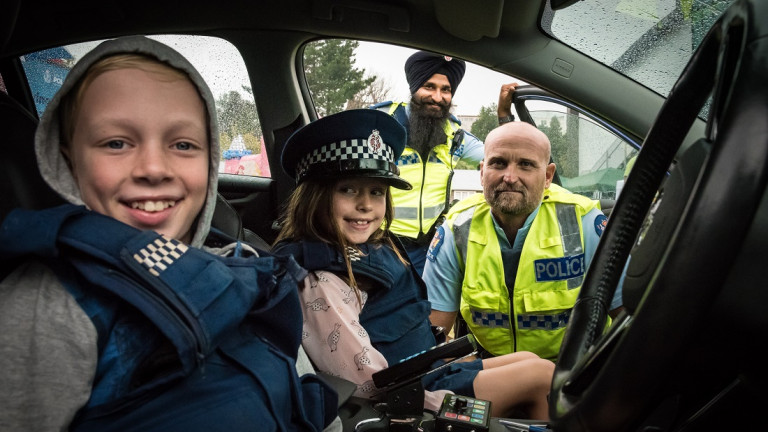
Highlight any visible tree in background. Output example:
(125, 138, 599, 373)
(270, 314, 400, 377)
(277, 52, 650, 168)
(563, 108, 580, 178)
(470, 103, 498, 142)
(347, 76, 394, 109)
(304, 39, 376, 116)
(217, 87, 262, 154)
(539, 116, 577, 178)
(444, 103, 498, 170)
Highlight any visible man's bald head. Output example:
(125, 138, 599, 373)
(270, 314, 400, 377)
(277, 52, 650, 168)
(484, 121, 552, 164)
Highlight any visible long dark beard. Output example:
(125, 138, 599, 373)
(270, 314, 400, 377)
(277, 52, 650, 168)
(408, 96, 451, 158)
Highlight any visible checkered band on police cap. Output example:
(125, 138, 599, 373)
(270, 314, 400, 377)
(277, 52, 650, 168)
(295, 134, 394, 180)
(281, 109, 411, 190)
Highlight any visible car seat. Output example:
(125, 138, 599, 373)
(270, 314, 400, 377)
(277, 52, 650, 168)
(209, 193, 273, 251)
(0, 91, 63, 222)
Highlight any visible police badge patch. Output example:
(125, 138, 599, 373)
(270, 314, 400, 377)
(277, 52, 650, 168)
(426, 226, 445, 262)
(594, 214, 608, 237)
(368, 129, 382, 154)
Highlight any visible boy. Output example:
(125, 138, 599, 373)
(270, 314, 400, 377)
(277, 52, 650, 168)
(0, 36, 336, 431)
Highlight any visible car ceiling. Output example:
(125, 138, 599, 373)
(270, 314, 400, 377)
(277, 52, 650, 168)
(2, 0, 678, 154)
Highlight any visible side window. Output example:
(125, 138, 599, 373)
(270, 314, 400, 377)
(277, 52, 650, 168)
(21, 35, 269, 178)
(523, 100, 638, 201)
(301, 39, 639, 203)
(22, 47, 74, 115)
(302, 38, 519, 200)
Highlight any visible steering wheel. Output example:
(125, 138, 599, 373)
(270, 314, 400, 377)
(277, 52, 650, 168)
(549, 1, 768, 431)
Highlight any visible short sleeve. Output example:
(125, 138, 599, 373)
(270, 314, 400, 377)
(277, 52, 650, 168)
(581, 208, 623, 310)
(456, 131, 484, 165)
(423, 225, 463, 312)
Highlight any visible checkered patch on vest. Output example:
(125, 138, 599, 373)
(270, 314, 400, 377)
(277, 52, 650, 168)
(470, 310, 511, 329)
(133, 237, 189, 276)
(427, 154, 442, 163)
(517, 311, 571, 331)
(397, 152, 420, 165)
(296, 138, 394, 178)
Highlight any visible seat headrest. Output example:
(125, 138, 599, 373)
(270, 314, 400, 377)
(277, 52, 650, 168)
(211, 193, 243, 241)
(0, 92, 64, 222)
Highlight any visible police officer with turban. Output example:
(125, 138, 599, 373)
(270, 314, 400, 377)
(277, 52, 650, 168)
(371, 50, 518, 274)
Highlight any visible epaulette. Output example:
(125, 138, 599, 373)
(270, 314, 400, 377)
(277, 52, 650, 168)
(369, 100, 394, 109)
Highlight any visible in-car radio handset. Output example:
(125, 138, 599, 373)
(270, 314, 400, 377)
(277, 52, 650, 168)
(372, 334, 478, 390)
(370, 334, 478, 418)
(355, 335, 488, 431)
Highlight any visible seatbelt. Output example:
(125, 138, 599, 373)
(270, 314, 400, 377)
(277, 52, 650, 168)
(444, 128, 464, 209)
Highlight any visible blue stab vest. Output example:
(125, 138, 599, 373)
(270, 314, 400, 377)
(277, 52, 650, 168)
(0, 205, 337, 431)
(273, 240, 436, 365)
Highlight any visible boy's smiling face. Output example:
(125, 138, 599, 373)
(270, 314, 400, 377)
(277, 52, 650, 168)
(63, 67, 209, 244)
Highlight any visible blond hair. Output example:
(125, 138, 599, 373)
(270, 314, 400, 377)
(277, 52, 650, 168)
(59, 53, 193, 148)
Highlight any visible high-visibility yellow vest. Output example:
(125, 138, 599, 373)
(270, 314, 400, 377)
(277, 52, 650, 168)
(447, 185, 601, 361)
(378, 102, 462, 240)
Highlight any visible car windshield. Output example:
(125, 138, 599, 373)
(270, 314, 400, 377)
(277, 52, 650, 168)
(546, 0, 732, 98)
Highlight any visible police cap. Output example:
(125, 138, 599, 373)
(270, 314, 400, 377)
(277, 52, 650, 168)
(281, 109, 412, 190)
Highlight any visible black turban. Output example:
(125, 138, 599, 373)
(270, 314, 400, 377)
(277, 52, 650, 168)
(404, 51, 466, 95)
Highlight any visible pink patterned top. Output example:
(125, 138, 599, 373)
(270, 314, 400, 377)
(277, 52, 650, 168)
(299, 270, 452, 411)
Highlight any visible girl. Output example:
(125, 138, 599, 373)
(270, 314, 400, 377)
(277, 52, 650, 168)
(273, 109, 554, 419)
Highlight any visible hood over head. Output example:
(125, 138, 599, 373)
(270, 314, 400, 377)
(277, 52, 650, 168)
(34, 36, 220, 248)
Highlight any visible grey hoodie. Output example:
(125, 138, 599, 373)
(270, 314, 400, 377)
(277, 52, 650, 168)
(34, 35, 220, 248)
(4, 36, 343, 432)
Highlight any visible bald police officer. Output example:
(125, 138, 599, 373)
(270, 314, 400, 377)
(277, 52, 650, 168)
(423, 122, 623, 361)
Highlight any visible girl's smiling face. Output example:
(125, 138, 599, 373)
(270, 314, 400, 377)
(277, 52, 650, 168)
(331, 177, 388, 245)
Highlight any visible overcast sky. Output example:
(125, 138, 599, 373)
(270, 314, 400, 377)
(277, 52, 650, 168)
(355, 41, 521, 115)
